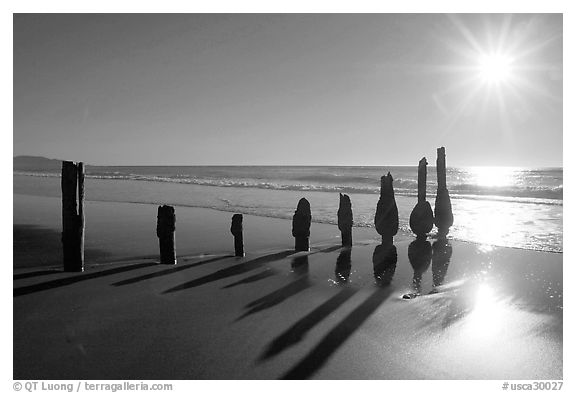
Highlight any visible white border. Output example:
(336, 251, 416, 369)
(4, 2, 572, 390)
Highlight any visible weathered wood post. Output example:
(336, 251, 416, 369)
(292, 198, 311, 252)
(230, 214, 245, 257)
(337, 193, 353, 247)
(374, 172, 399, 244)
(434, 147, 454, 238)
(156, 205, 176, 264)
(61, 161, 85, 272)
(409, 157, 434, 239)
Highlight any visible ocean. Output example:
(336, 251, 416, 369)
(14, 165, 563, 253)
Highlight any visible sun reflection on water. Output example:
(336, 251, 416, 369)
(469, 166, 517, 188)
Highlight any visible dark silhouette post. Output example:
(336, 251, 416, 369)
(409, 157, 434, 239)
(403, 239, 432, 299)
(434, 147, 454, 238)
(374, 172, 399, 244)
(292, 198, 311, 251)
(337, 193, 353, 247)
(230, 214, 245, 257)
(157, 205, 176, 264)
(61, 161, 85, 272)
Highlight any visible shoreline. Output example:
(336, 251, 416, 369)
(13, 173, 564, 253)
(14, 191, 561, 271)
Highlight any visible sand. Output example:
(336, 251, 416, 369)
(13, 195, 562, 379)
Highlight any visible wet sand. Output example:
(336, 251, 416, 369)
(13, 195, 562, 379)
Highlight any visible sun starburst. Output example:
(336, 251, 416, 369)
(429, 14, 562, 138)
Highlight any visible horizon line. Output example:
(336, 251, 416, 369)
(13, 156, 563, 170)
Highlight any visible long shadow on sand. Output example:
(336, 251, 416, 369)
(13, 224, 111, 268)
(259, 286, 358, 361)
(163, 250, 298, 294)
(223, 269, 276, 289)
(14, 270, 62, 280)
(313, 245, 344, 254)
(112, 255, 234, 286)
(236, 255, 312, 321)
(281, 243, 398, 379)
(230, 255, 313, 320)
(237, 276, 312, 321)
(281, 285, 395, 379)
(14, 262, 157, 297)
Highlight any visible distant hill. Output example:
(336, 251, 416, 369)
(13, 156, 63, 172)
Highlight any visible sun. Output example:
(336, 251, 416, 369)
(477, 53, 513, 85)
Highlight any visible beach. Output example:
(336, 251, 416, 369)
(13, 187, 562, 379)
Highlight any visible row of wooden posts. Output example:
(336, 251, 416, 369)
(60, 147, 453, 272)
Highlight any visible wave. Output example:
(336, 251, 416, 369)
(14, 170, 563, 205)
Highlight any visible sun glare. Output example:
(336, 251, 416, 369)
(477, 53, 513, 84)
(471, 166, 515, 188)
(432, 15, 562, 135)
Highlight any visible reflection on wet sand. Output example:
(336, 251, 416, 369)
(291, 255, 310, 276)
(372, 241, 398, 286)
(431, 239, 453, 293)
(403, 239, 432, 299)
(335, 248, 352, 283)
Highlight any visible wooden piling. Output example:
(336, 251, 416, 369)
(230, 214, 245, 257)
(157, 205, 176, 264)
(409, 157, 434, 238)
(77, 162, 85, 265)
(417, 157, 427, 203)
(437, 147, 447, 190)
(292, 198, 311, 252)
(61, 161, 85, 272)
(434, 147, 454, 238)
(374, 172, 399, 243)
(337, 193, 353, 247)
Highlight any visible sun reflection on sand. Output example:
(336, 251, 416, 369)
(415, 278, 561, 378)
(460, 284, 508, 340)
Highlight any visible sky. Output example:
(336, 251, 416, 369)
(13, 14, 563, 167)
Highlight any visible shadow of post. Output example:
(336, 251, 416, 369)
(14, 262, 158, 297)
(162, 250, 298, 294)
(259, 286, 357, 362)
(237, 255, 311, 320)
(112, 255, 234, 286)
(281, 243, 398, 379)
